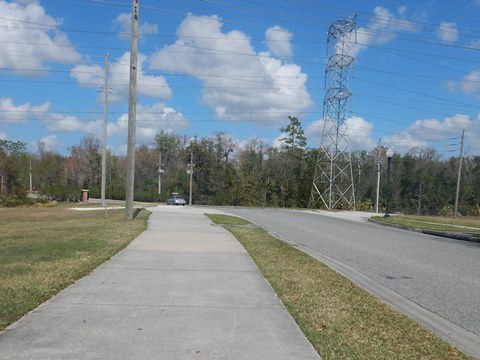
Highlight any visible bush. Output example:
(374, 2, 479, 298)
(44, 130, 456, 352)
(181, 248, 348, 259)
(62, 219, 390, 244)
(356, 199, 374, 212)
(39, 185, 81, 202)
(1, 194, 29, 207)
(439, 204, 454, 217)
(0, 186, 31, 207)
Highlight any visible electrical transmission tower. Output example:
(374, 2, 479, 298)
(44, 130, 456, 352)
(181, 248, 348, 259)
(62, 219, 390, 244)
(310, 15, 357, 210)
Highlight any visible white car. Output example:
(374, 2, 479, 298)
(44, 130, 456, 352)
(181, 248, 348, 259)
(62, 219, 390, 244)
(166, 193, 186, 206)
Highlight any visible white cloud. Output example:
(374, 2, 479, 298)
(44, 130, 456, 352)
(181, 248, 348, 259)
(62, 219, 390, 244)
(108, 103, 190, 144)
(0, 97, 188, 152)
(300, 120, 419, 155)
(0, 0, 80, 74)
(0, 97, 96, 133)
(382, 114, 480, 153)
(37, 134, 64, 152)
(32, 100, 189, 145)
(436, 22, 458, 43)
(31, 103, 99, 133)
(265, 25, 293, 58)
(380, 132, 427, 154)
(0, 132, 6, 140)
(70, 52, 172, 103)
(460, 71, 480, 94)
(305, 113, 480, 155)
(305, 118, 323, 145)
(69, 63, 103, 85)
(149, 14, 312, 123)
(271, 134, 285, 149)
(470, 39, 480, 50)
(345, 116, 376, 150)
(0, 98, 69, 129)
(444, 70, 480, 96)
(113, 12, 159, 40)
(350, 6, 417, 57)
(408, 114, 474, 139)
(306, 116, 376, 151)
(397, 6, 407, 16)
(237, 136, 270, 157)
(0, 97, 31, 124)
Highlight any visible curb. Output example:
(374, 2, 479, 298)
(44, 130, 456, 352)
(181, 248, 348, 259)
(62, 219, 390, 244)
(368, 218, 480, 243)
(421, 230, 480, 243)
(367, 218, 423, 233)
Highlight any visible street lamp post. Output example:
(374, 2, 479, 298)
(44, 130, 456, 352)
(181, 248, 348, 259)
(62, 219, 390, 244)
(385, 148, 394, 217)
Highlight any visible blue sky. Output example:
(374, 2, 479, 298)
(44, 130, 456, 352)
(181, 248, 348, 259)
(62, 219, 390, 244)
(1, 0, 479, 157)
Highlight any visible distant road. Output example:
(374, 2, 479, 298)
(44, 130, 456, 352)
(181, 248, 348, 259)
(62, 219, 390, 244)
(218, 208, 480, 341)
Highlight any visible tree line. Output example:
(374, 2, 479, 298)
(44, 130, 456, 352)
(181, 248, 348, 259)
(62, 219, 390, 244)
(1, 116, 479, 216)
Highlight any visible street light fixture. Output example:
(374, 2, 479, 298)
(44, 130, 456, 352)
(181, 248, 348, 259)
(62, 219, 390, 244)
(385, 148, 394, 218)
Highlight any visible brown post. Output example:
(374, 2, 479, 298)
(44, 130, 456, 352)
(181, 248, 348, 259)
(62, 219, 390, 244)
(81, 189, 89, 203)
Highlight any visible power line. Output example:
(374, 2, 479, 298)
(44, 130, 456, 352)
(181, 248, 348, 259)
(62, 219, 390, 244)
(2, 0, 479, 158)
(5, 0, 480, 47)
(354, 77, 480, 110)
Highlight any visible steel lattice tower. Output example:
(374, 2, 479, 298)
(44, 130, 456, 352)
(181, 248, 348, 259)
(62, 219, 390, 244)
(310, 15, 356, 210)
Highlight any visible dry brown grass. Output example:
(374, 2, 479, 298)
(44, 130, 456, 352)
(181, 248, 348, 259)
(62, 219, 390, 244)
(0, 205, 149, 329)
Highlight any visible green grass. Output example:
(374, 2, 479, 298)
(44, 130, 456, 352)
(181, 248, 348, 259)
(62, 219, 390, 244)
(372, 215, 480, 234)
(205, 214, 250, 226)
(207, 213, 473, 360)
(0, 204, 149, 330)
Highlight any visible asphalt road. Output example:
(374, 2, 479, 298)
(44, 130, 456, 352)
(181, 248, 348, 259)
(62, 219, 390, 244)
(218, 208, 480, 340)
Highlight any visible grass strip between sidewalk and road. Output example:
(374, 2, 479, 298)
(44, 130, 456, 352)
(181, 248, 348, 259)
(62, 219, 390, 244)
(206, 213, 473, 360)
(0, 204, 149, 330)
(371, 215, 480, 235)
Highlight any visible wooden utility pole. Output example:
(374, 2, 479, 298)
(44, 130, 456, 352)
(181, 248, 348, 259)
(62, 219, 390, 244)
(375, 138, 381, 213)
(29, 157, 32, 194)
(125, 0, 139, 220)
(189, 150, 193, 205)
(454, 129, 465, 219)
(101, 52, 109, 211)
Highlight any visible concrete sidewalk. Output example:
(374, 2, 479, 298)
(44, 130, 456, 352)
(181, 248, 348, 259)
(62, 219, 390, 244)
(0, 205, 321, 360)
